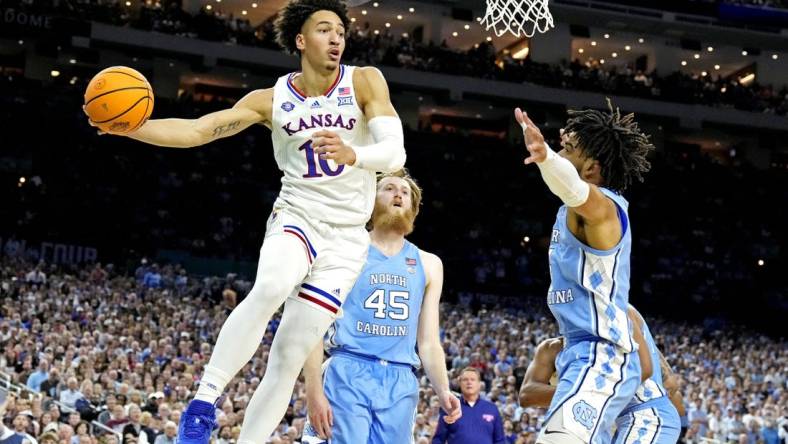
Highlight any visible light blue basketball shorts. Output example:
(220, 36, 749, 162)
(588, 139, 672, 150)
(544, 340, 641, 444)
(303, 351, 419, 444)
(613, 396, 681, 444)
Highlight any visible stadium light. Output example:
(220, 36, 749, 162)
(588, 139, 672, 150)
(409, 7, 415, 13)
(624, 45, 631, 51)
(464, 24, 470, 30)
(603, 33, 610, 39)
(397, 15, 402, 20)
(638, 38, 644, 43)
(50, 70, 60, 77)
(591, 41, 597, 46)
(452, 32, 458, 37)
(600, 59, 605, 64)
(681, 60, 687, 66)
(612, 52, 618, 58)
(578, 48, 584, 54)
(772, 54, 779, 60)
(742, 50, 748, 56)
(694, 54, 700, 59)
(707, 46, 714, 52)
(714, 64, 721, 70)
(758, 259, 764, 266)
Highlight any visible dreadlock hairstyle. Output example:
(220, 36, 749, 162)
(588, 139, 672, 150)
(274, 0, 350, 55)
(564, 98, 655, 192)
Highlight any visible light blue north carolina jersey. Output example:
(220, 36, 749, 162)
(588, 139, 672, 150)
(547, 187, 634, 352)
(326, 240, 426, 367)
(625, 318, 669, 410)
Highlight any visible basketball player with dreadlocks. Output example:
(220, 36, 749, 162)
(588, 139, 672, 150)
(514, 101, 655, 444)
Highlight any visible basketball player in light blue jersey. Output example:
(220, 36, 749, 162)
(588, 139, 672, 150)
(612, 305, 681, 444)
(514, 101, 655, 444)
(301, 170, 462, 443)
(519, 306, 682, 444)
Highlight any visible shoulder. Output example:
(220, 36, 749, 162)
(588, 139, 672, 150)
(234, 88, 274, 109)
(535, 337, 563, 358)
(418, 249, 443, 275)
(353, 66, 385, 83)
(352, 66, 388, 96)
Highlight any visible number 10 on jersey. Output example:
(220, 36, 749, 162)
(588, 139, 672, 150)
(299, 140, 344, 178)
(364, 289, 410, 320)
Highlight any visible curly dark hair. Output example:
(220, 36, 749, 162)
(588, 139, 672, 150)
(274, 0, 350, 55)
(564, 98, 655, 191)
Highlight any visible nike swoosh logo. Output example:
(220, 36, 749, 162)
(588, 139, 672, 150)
(544, 429, 569, 435)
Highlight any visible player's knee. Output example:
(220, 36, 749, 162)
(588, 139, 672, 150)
(243, 277, 292, 310)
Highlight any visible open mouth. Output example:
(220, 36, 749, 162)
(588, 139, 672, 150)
(328, 49, 340, 60)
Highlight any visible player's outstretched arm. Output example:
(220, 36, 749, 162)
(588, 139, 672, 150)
(313, 67, 406, 172)
(519, 338, 561, 408)
(515, 108, 621, 250)
(125, 89, 271, 148)
(416, 251, 461, 425)
(303, 343, 333, 439)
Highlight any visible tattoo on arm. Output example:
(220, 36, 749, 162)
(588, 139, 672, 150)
(212, 121, 241, 138)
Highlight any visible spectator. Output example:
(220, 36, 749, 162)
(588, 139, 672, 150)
(58, 378, 83, 410)
(432, 367, 505, 444)
(152, 422, 176, 444)
(26, 360, 49, 393)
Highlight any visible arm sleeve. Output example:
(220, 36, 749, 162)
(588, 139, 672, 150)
(351, 116, 406, 173)
(535, 145, 591, 208)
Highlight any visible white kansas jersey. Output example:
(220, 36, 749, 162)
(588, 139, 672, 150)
(271, 65, 376, 226)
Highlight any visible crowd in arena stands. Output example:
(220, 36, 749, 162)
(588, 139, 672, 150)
(3, 0, 787, 116)
(0, 259, 785, 444)
(1, 74, 784, 330)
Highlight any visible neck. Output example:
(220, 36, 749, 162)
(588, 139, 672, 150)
(464, 393, 479, 404)
(369, 228, 406, 256)
(298, 60, 339, 97)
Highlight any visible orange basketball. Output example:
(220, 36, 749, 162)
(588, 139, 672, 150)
(84, 66, 154, 134)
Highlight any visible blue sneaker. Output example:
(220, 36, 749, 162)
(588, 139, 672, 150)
(178, 400, 217, 444)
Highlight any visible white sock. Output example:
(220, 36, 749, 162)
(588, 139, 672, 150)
(194, 365, 233, 404)
(193, 234, 309, 405)
(237, 298, 335, 443)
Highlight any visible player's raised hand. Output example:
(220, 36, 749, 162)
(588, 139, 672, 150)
(312, 130, 357, 166)
(306, 389, 334, 439)
(439, 390, 462, 425)
(514, 107, 548, 165)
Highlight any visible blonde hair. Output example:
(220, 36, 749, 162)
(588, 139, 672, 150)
(376, 168, 423, 218)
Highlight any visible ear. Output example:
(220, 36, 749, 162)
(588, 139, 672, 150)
(295, 33, 306, 52)
(581, 158, 601, 182)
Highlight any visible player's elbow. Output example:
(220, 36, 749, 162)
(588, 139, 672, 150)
(381, 148, 406, 173)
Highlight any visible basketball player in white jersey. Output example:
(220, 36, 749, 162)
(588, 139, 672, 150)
(85, 1, 406, 443)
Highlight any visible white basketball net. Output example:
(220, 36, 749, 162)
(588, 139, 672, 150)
(481, 0, 555, 38)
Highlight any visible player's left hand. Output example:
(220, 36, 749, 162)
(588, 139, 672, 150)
(439, 390, 462, 425)
(312, 130, 357, 166)
(514, 107, 548, 165)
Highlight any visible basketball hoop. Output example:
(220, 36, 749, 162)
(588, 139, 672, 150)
(481, 0, 555, 38)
